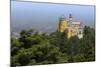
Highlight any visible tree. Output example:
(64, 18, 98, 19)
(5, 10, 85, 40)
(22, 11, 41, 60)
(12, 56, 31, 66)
(11, 29, 69, 66)
(79, 26, 95, 61)
(49, 30, 68, 53)
(11, 37, 22, 56)
(11, 27, 95, 66)
(19, 29, 40, 48)
(68, 36, 80, 55)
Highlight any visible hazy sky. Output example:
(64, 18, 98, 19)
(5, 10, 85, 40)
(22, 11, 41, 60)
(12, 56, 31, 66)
(11, 1, 95, 33)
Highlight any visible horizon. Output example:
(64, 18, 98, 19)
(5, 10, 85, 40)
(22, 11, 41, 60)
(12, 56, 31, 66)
(11, 1, 95, 33)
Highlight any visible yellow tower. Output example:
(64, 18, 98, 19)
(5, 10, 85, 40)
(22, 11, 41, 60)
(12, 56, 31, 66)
(58, 17, 68, 32)
(67, 28, 73, 39)
(57, 14, 83, 39)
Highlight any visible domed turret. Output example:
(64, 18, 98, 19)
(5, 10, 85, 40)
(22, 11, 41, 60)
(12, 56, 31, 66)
(58, 16, 68, 32)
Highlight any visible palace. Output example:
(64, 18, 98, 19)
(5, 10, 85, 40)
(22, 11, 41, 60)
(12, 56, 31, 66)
(58, 14, 84, 39)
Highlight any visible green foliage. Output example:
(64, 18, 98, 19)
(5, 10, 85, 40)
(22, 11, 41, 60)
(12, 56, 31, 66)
(11, 37, 22, 56)
(80, 26, 95, 61)
(68, 36, 80, 55)
(11, 26, 95, 66)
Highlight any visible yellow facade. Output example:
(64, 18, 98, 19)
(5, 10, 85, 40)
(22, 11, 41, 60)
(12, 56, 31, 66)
(58, 17, 83, 39)
(58, 18, 68, 32)
(67, 28, 72, 39)
(58, 18, 72, 39)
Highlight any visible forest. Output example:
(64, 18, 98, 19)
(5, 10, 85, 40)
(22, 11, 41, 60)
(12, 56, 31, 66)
(11, 26, 95, 66)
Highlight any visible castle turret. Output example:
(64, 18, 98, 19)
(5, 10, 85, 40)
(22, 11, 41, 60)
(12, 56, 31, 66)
(58, 14, 83, 39)
(58, 17, 68, 32)
(68, 14, 73, 27)
(69, 14, 72, 21)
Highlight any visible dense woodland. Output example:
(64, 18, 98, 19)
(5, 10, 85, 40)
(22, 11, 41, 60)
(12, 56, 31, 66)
(11, 26, 95, 66)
